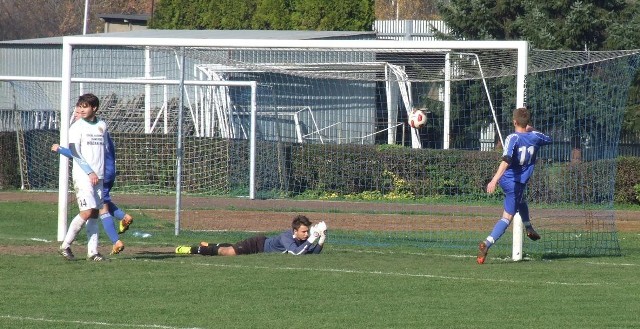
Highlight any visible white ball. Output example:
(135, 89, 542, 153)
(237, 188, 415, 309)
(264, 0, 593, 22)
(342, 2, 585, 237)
(409, 109, 427, 129)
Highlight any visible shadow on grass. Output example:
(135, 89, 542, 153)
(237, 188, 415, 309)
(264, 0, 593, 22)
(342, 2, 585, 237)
(127, 251, 184, 260)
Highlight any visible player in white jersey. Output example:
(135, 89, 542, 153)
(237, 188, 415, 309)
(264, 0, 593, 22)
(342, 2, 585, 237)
(53, 93, 108, 261)
(54, 108, 133, 255)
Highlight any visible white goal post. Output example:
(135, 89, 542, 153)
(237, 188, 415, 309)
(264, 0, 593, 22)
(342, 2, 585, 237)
(58, 36, 529, 260)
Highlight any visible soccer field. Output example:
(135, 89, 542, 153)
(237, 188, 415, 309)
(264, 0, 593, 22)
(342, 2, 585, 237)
(0, 194, 639, 328)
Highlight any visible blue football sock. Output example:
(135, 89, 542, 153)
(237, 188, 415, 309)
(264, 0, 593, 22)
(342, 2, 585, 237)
(518, 204, 532, 228)
(112, 209, 126, 221)
(485, 218, 511, 248)
(100, 213, 120, 244)
(107, 201, 126, 220)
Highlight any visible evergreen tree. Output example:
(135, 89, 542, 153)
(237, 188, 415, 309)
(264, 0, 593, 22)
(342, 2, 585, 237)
(150, 0, 374, 31)
(436, 0, 634, 51)
(252, 0, 291, 30)
(436, 0, 640, 137)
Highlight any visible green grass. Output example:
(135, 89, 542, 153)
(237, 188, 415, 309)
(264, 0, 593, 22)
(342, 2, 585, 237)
(0, 201, 639, 328)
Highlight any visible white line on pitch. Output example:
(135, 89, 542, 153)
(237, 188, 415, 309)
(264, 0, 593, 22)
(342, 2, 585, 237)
(0, 315, 204, 329)
(332, 248, 514, 260)
(586, 261, 639, 266)
(0, 236, 52, 242)
(136, 258, 608, 286)
(331, 248, 474, 258)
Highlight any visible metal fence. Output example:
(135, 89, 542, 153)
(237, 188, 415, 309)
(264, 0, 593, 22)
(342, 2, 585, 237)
(372, 20, 452, 41)
(620, 133, 640, 156)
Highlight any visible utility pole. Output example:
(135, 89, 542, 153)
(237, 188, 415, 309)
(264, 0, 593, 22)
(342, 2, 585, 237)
(82, 0, 90, 35)
(395, 0, 399, 20)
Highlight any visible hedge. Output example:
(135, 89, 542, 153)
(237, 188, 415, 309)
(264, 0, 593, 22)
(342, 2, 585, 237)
(1, 131, 638, 204)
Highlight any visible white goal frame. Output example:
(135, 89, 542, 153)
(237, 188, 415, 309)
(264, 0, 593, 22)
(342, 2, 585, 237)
(58, 36, 529, 261)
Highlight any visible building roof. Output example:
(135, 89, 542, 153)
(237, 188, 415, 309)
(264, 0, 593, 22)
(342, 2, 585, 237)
(98, 14, 151, 23)
(90, 29, 375, 40)
(1, 29, 376, 45)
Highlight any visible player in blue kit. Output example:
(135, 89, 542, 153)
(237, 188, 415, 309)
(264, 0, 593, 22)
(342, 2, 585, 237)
(478, 107, 552, 264)
(175, 215, 326, 256)
(99, 130, 134, 254)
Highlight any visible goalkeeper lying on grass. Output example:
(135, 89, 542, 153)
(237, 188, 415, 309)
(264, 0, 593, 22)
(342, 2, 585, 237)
(175, 215, 326, 256)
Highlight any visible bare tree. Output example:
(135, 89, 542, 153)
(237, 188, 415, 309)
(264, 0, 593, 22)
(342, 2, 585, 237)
(0, 0, 153, 41)
(375, 0, 440, 20)
(0, 0, 61, 40)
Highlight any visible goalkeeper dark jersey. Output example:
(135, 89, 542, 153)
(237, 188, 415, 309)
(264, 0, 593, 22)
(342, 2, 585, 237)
(264, 229, 323, 255)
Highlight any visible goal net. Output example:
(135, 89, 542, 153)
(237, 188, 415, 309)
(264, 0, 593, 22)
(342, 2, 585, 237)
(5, 37, 639, 259)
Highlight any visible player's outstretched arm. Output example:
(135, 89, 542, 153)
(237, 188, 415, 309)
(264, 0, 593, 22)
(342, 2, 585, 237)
(52, 144, 73, 159)
(487, 161, 509, 194)
(52, 144, 93, 174)
(526, 125, 553, 145)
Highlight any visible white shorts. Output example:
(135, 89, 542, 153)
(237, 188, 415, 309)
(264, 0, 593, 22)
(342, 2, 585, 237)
(73, 178, 104, 211)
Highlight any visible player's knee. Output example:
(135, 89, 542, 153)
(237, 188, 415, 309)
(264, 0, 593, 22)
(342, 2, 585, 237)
(79, 210, 94, 220)
(218, 246, 237, 256)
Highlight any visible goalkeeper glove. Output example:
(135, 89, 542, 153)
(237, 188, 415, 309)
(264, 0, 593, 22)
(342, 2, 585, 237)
(316, 221, 327, 233)
(318, 221, 327, 245)
(307, 224, 320, 244)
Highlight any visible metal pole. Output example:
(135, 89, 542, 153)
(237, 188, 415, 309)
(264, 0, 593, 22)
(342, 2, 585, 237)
(174, 47, 185, 235)
(83, 0, 90, 35)
(57, 41, 73, 241)
(512, 42, 529, 261)
(249, 82, 257, 199)
(444, 53, 451, 149)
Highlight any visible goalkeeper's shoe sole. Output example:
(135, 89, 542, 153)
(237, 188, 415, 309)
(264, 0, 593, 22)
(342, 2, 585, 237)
(118, 215, 134, 234)
(526, 229, 541, 241)
(175, 246, 192, 254)
(59, 247, 75, 261)
(477, 241, 488, 265)
(87, 253, 108, 262)
(111, 240, 125, 255)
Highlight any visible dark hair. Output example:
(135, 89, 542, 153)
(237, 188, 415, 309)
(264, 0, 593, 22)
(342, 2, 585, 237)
(513, 107, 530, 128)
(291, 215, 312, 230)
(76, 93, 100, 109)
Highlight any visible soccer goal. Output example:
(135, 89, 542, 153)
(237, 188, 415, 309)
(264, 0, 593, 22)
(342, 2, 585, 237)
(23, 36, 639, 260)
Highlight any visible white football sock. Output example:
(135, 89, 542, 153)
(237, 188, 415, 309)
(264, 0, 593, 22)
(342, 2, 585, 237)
(86, 217, 99, 256)
(60, 215, 85, 249)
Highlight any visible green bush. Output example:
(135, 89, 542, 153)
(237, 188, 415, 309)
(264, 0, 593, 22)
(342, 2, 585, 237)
(532, 159, 619, 204)
(0, 132, 20, 189)
(1, 129, 638, 205)
(287, 143, 500, 200)
(615, 157, 640, 204)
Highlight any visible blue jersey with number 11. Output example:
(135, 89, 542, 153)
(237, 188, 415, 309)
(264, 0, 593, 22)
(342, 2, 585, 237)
(502, 131, 552, 184)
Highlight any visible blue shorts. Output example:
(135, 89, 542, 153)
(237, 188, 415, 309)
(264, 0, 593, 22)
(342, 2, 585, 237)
(499, 177, 525, 216)
(102, 180, 114, 204)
